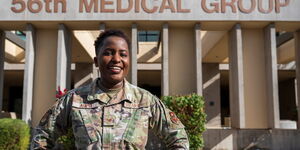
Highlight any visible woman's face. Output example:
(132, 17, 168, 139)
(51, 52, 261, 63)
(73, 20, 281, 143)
(94, 36, 130, 87)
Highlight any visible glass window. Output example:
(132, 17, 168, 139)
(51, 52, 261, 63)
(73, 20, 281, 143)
(138, 31, 160, 42)
(15, 31, 26, 40)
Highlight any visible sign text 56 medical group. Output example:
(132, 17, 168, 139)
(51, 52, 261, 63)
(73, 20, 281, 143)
(10, 0, 290, 14)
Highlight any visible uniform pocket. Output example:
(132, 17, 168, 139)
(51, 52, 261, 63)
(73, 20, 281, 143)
(122, 107, 151, 149)
(71, 108, 99, 146)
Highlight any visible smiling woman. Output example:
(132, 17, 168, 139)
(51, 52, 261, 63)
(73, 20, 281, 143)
(31, 29, 190, 150)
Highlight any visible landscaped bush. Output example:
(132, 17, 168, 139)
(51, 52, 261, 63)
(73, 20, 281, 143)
(56, 128, 75, 149)
(0, 118, 30, 150)
(162, 94, 206, 150)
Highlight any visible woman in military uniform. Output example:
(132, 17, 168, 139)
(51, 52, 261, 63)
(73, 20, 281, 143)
(31, 29, 189, 150)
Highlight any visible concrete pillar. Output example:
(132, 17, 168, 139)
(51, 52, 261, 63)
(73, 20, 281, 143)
(228, 24, 245, 129)
(295, 30, 300, 129)
(203, 63, 221, 127)
(32, 29, 58, 126)
(130, 24, 138, 85)
(162, 23, 169, 96)
(0, 31, 4, 111)
(264, 24, 280, 129)
(22, 24, 36, 124)
(195, 23, 203, 96)
(56, 24, 71, 90)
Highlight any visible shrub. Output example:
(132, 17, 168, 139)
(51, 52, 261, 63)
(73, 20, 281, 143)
(0, 118, 30, 150)
(162, 94, 206, 150)
(56, 128, 75, 149)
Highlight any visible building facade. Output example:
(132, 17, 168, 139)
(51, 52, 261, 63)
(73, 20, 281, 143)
(1, 0, 300, 149)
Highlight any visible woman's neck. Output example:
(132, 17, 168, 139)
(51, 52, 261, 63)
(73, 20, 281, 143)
(99, 79, 124, 90)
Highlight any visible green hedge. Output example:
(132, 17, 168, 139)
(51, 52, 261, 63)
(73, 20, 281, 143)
(57, 128, 75, 149)
(0, 118, 30, 150)
(162, 94, 206, 150)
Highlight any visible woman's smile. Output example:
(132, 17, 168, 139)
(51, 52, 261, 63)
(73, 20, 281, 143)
(108, 65, 123, 74)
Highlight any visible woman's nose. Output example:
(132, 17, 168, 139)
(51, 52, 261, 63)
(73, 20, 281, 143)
(112, 53, 121, 63)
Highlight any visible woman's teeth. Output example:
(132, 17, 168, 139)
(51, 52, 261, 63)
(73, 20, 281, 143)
(110, 67, 121, 71)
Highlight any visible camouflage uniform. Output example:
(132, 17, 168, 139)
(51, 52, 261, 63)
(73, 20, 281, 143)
(31, 79, 189, 150)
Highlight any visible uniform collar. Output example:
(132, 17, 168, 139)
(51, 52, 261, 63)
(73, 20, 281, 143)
(86, 78, 135, 104)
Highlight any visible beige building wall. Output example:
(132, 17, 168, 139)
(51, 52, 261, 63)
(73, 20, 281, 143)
(203, 63, 221, 127)
(137, 42, 161, 63)
(32, 29, 57, 126)
(243, 29, 268, 128)
(169, 27, 196, 95)
(2, 24, 297, 129)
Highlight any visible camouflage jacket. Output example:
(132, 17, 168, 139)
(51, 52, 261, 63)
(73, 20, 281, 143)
(31, 79, 189, 150)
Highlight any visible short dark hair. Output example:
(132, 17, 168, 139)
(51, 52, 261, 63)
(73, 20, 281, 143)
(94, 29, 131, 56)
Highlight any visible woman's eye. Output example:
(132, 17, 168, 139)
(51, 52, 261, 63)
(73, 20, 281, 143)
(120, 53, 127, 57)
(103, 51, 112, 56)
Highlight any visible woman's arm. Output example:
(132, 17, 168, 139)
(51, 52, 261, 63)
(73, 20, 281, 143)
(31, 92, 73, 149)
(149, 95, 190, 150)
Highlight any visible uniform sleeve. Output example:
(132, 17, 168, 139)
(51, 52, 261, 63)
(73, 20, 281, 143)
(31, 93, 73, 150)
(149, 96, 189, 150)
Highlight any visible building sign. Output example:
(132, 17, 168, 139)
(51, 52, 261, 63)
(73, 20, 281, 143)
(0, 0, 299, 21)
